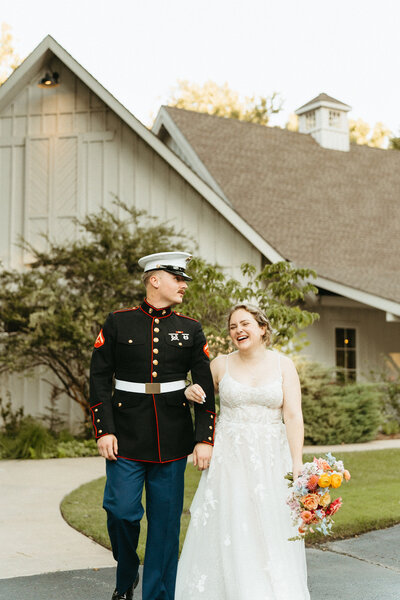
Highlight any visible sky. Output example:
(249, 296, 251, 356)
(2, 0, 400, 133)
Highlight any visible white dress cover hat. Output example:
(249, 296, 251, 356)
(138, 251, 193, 281)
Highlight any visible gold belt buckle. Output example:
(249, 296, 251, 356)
(145, 382, 161, 394)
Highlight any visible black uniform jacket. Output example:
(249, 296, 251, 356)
(89, 300, 216, 463)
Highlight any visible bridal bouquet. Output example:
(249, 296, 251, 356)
(285, 452, 351, 541)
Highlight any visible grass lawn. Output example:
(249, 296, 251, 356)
(60, 449, 400, 560)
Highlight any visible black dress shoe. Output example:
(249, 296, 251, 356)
(111, 573, 139, 600)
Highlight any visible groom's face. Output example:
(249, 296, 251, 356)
(152, 271, 188, 306)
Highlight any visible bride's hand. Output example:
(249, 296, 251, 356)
(185, 384, 206, 404)
(292, 462, 303, 481)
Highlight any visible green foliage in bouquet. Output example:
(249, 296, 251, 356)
(297, 359, 382, 444)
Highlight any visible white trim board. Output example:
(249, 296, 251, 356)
(152, 107, 231, 205)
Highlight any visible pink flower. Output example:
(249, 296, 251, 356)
(300, 510, 314, 523)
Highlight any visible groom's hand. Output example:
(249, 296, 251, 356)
(193, 443, 213, 471)
(97, 434, 118, 461)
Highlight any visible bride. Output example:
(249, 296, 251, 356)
(175, 303, 310, 599)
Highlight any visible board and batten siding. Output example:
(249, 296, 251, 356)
(301, 300, 400, 379)
(0, 59, 262, 428)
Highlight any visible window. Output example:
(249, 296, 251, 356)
(329, 110, 341, 128)
(335, 328, 356, 382)
(305, 110, 316, 130)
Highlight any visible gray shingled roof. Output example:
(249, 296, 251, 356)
(163, 107, 400, 304)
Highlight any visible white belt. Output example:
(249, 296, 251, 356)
(115, 379, 186, 395)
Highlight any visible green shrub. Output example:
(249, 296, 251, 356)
(11, 417, 57, 459)
(0, 405, 98, 459)
(56, 439, 98, 458)
(0, 396, 24, 436)
(297, 359, 382, 444)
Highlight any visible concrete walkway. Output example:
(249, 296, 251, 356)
(303, 438, 400, 454)
(0, 441, 399, 599)
(0, 457, 115, 579)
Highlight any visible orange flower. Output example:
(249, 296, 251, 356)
(330, 473, 343, 488)
(314, 458, 332, 471)
(343, 469, 351, 481)
(308, 474, 319, 490)
(318, 473, 331, 488)
(300, 510, 313, 523)
(301, 493, 320, 510)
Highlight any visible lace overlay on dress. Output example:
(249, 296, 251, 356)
(175, 350, 310, 600)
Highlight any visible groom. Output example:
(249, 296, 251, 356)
(89, 251, 215, 600)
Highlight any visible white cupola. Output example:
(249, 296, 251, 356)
(295, 93, 351, 152)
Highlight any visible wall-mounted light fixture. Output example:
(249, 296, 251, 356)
(38, 71, 59, 88)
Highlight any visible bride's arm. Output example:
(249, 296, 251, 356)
(281, 356, 304, 480)
(185, 355, 223, 403)
(210, 355, 224, 393)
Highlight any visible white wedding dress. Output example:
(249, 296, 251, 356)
(175, 351, 310, 600)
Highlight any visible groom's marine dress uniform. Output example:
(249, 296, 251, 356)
(90, 299, 215, 599)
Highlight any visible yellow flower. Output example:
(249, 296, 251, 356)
(318, 473, 331, 488)
(331, 473, 343, 488)
(319, 492, 331, 507)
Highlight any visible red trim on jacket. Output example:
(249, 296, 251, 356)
(113, 306, 139, 314)
(139, 306, 172, 319)
(90, 402, 102, 437)
(150, 317, 162, 462)
(173, 312, 199, 322)
(144, 299, 171, 312)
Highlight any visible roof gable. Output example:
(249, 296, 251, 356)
(0, 36, 284, 268)
(296, 93, 351, 113)
(155, 106, 400, 313)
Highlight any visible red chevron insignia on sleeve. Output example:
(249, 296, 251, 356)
(94, 329, 105, 348)
(203, 342, 210, 358)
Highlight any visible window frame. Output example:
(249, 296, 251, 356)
(334, 325, 358, 383)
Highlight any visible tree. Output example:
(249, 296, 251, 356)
(167, 80, 283, 126)
(0, 23, 21, 85)
(0, 203, 318, 425)
(389, 132, 400, 150)
(349, 118, 391, 149)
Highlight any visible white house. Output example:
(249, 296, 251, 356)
(0, 36, 399, 428)
(153, 100, 400, 381)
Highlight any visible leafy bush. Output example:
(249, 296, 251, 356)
(0, 400, 98, 459)
(297, 359, 382, 444)
(55, 439, 98, 458)
(8, 417, 57, 459)
(0, 396, 24, 436)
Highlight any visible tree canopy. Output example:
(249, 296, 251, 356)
(349, 118, 391, 149)
(167, 80, 283, 126)
(0, 23, 21, 85)
(0, 203, 318, 424)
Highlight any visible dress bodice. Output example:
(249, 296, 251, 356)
(218, 352, 284, 425)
